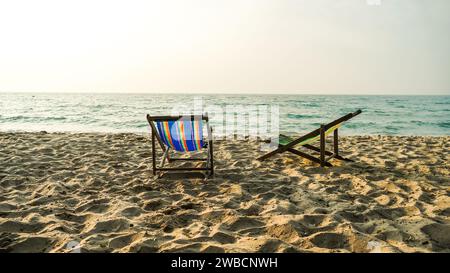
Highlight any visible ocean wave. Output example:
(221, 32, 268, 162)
(410, 120, 428, 125)
(437, 122, 450, 128)
(1, 116, 67, 122)
(384, 126, 400, 132)
(344, 122, 376, 129)
(286, 113, 321, 119)
(299, 102, 320, 107)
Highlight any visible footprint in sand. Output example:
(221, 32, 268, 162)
(310, 232, 349, 250)
(6, 237, 53, 253)
(421, 223, 450, 249)
(369, 206, 420, 221)
(222, 216, 264, 232)
(300, 214, 336, 229)
(258, 239, 291, 252)
(211, 231, 236, 244)
(129, 238, 160, 253)
(201, 245, 225, 253)
(336, 211, 367, 223)
(0, 202, 18, 212)
(238, 203, 262, 216)
(75, 199, 111, 213)
(0, 220, 45, 233)
(266, 222, 308, 243)
(142, 198, 169, 211)
(163, 242, 203, 253)
(437, 208, 450, 217)
(108, 233, 144, 249)
(84, 218, 131, 234)
(54, 212, 89, 223)
(120, 206, 143, 217)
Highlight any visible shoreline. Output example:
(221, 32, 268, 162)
(1, 130, 449, 138)
(2, 92, 450, 96)
(0, 133, 449, 252)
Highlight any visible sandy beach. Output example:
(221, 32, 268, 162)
(0, 132, 449, 253)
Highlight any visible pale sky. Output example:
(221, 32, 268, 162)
(0, 0, 449, 94)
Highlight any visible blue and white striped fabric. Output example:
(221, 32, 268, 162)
(155, 120, 204, 152)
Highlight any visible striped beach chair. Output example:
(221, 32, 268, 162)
(257, 110, 362, 167)
(146, 114, 214, 177)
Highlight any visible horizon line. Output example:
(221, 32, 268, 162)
(1, 91, 449, 96)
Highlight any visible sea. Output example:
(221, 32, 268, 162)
(0, 93, 449, 136)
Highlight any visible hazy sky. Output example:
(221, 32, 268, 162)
(0, 0, 449, 94)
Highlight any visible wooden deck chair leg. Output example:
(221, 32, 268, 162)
(151, 130, 157, 175)
(208, 126, 214, 176)
(209, 144, 214, 176)
(332, 129, 354, 162)
(320, 124, 326, 167)
(333, 128, 339, 157)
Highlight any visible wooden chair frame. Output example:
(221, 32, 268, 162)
(257, 110, 362, 167)
(146, 114, 214, 177)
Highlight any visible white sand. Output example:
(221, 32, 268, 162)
(0, 133, 449, 253)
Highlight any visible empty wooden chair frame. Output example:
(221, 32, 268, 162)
(257, 110, 362, 167)
(146, 114, 214, 177)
